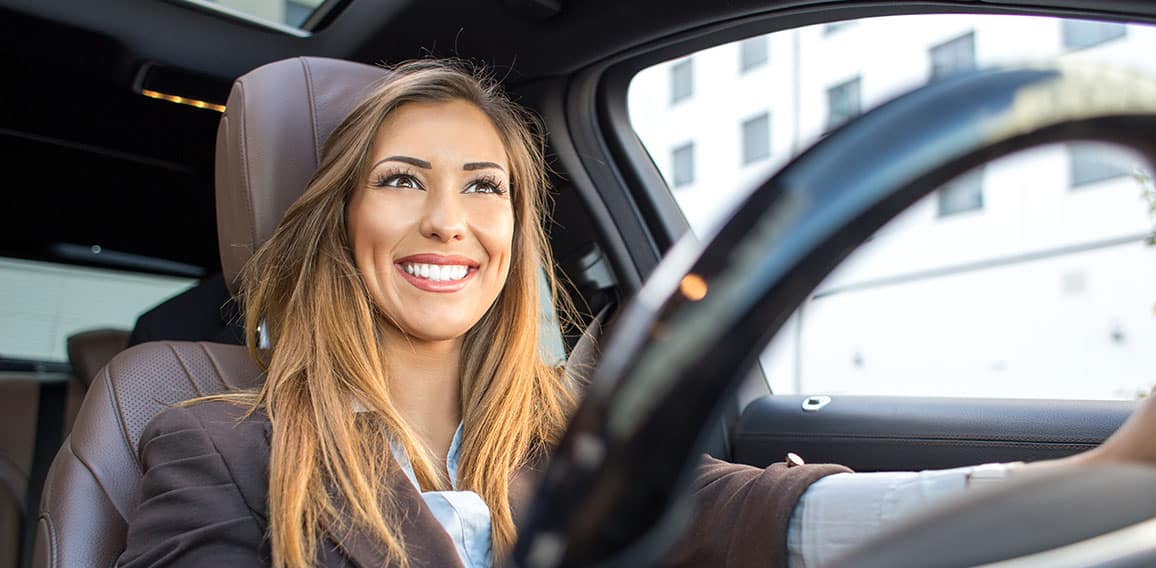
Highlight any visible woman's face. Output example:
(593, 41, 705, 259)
(347, 99, 515, 343)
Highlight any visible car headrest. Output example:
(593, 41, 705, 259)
(215, 57, 389, 294)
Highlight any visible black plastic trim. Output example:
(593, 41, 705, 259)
(735, 395, 1137, 471)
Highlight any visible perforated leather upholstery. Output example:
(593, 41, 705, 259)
(33, 57, 389, 568)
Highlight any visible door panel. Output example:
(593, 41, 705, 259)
(734, 395, 1135, 471)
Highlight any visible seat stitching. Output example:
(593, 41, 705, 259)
(39, 513, 57, 568)
(300, 57, 322, 165)
(105, 362, 142, 472)
(66, 436, 130, 533)
(166, 342, 203, 398)
(233, 81, 258, 253)
(197, 343, 230, 391)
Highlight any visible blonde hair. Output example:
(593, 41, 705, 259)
(214, 59, 576, 567)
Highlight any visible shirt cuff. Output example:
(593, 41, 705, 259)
(786, 463, 1019, 568)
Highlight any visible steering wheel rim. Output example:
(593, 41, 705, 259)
(513, 64, 1156, 567)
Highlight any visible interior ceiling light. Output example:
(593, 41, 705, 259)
(140, 89, 226, 112)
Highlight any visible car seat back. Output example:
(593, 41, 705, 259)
(32, 57, 389, 568)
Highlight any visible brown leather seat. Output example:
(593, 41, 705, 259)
(64, 329, 131, 436)
(1, 328, 129, 568)
(32, 57, 390, 568)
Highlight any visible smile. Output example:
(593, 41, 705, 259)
(401, 263, 470, 281)
(394, 254, 480, 292)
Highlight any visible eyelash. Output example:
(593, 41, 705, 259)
(466, 175, 507, 196)
(371, 168, 422, 190)
(370, 168, 507, 196)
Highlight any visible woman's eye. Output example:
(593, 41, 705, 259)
(373, 173, 421, 189)
(464, 178, 505, 195)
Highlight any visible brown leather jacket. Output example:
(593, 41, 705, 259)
(119, 401, 847, 567)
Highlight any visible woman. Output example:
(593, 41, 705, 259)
(118, 59, 1156, 568)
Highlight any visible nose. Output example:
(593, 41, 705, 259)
(419, 187, 467, 242)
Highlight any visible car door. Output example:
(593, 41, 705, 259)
(551, 7, 1154, 478)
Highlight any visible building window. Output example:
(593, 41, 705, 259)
(937, 169, 984, 217)
(1063, 20, 1126, 50)
(826, 77, 861, 131)
(741, 113, 771, 165)
(672, 142, 695, 187)
(284, 0, 314, 26)
(930, 31, 976, 81)
(1070, 145, 1131, 188)
(740, 36, 769, 72)
(824, 22, 854, 35)
(670, 59, 694, 104)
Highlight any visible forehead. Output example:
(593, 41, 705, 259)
(370, 99, 509, 168)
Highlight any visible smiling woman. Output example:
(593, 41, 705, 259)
(117, 59, 580, 568)
(348, 100, 515, 343)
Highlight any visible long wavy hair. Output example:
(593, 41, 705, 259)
(215, 60, 576, 567)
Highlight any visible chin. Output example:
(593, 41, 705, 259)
(402, 319, 480, 343)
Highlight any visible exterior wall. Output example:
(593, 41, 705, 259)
(628, 14, 1156, 399)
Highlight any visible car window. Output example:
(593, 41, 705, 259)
(627, 14, 1156, 400)
(0, 257, 194, 362)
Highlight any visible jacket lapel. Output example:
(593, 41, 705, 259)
(325, 461, 465, 568)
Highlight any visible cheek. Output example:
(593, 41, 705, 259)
(473, 202, 515, 272)
(350, 202, 405, 255)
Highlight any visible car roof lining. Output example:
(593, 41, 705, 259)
(2, 0, 1154, 277)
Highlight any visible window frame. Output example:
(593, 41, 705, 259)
(670, 58, 694, 104)
(739, 35, 769, 72)
(826, 76, 862, 131)
(1062, 19, 1127, 50)
(929, 30, 977, 81)
(740, 112, 771, 165)
(1069, 145, 1131, 188)
(671, 141, 696, 188)
(936, 167, 985, 217)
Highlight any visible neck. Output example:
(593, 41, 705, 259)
(381, 329, 463, 462)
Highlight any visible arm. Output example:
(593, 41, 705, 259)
(666, 455, 850, 567)
(118, 405, 266, 567)
(784, 395, 1156, 567)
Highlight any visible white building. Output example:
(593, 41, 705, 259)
(628, 14, 1156, 400)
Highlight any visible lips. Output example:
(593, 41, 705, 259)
(394, 253, 479, 292)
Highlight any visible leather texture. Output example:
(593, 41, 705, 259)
(34, 342, 261, 568)
(0, 376, 39, 512)
(0, 375, 38, 568)
(66, 329, 130, 389)
(734, 395, 1135, 472)
(215, 57, 388, 294)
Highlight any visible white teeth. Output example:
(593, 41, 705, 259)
(401, 263, 471, 282)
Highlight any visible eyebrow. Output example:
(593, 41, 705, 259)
(463, 161, 505, 173)
(373, 155, 431, 170)
(370, 155, 506, 173)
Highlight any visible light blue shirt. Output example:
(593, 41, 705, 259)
(391, 424, 493, 568)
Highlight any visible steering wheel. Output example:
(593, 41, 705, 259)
(512, 64, 1156, 567)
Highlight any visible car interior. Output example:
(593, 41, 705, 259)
(3, 0, 1156, 567)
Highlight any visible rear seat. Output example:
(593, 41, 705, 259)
(0, 376, 40, 568)
(0, 329, 127, 568)
(64, 330, 130, 436)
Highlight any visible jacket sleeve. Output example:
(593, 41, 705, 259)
(118, 405, 266, 567)
(665, 455, 851, 567)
